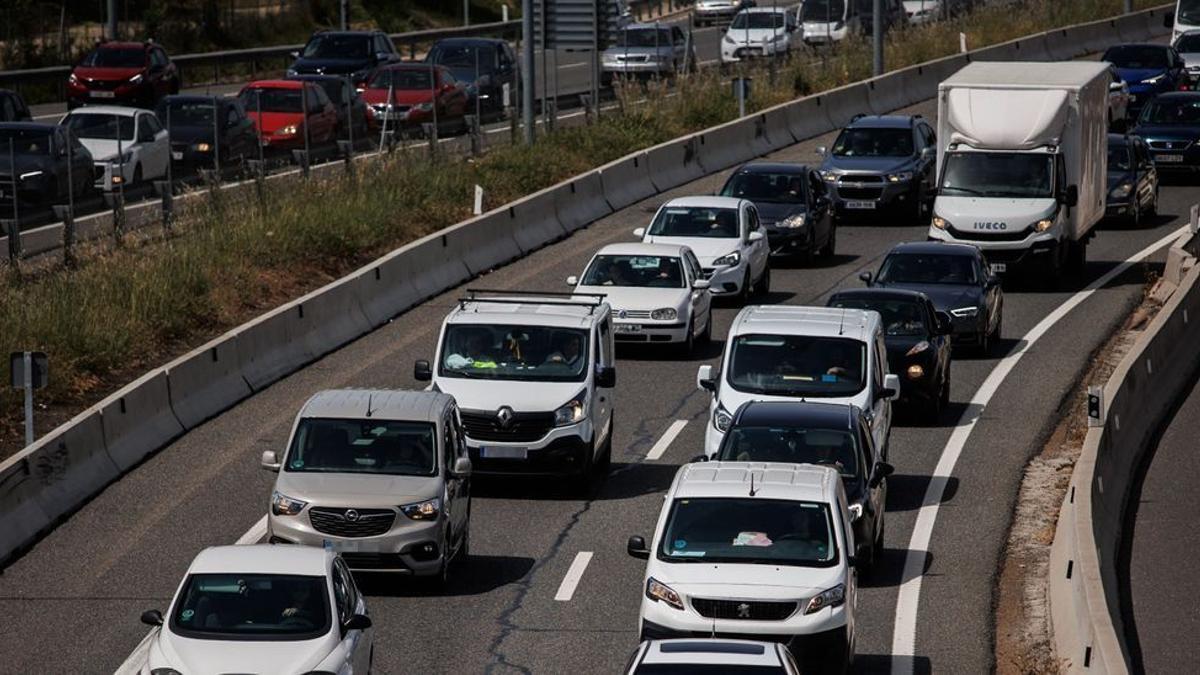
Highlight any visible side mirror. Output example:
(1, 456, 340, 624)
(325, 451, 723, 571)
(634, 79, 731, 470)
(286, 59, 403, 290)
(261, 449, 281, 471)
(859, 271, 873, 285)
(869, 461, 895, 488)
(452, 457, 472, 476)
(934, 311, 953, 336)
(881, 373, 901, 401)
(627, 535, 650, 560)
(289, 50, 300, 59)
(596, 365, 616, 389)
(344, 613, 373, 631)
(985, 273, 1000, 288)
(1063, 184, 1079, 208)
(414, 359, 432, 382)
(1165, 11, 1175, 28)
(847, 554, 861, 570)
(920, 146, 935, 160)
(692, 279, 711, 290)
(748, 230, 765, 242)
(697, 364, 716, 392)
(815, 145, 828, 158)
(141, 609, 164, 626)
(633, 227, 646, 238)
(1110, 80, 1125, 91)
(566, 275, 579, 286)
(690, 454, 709, 463)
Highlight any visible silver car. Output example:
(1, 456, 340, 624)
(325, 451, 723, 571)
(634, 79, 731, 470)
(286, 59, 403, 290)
(262, 389, 472, 583)
(693, 0, 756, 27)
(602, 24, 693, 82)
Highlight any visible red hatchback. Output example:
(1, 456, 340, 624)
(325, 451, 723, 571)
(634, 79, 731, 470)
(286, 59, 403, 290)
(68, 41, 180, 109)
(361, 63, 468, 135)
(237, 80, 340, 151)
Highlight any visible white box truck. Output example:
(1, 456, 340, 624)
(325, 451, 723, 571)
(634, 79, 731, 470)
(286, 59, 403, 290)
(927, 61, 1109, 281)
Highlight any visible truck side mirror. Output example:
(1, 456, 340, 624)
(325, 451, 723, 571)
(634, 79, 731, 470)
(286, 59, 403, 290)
(934, 311, 953, 335)
(627, 535, 650, 559)
(859, 271, 873, 285)
(1165, 11, 1175, 28)
(414, 359, 432, 381)
(261, 450, 281, 472)
(1063, 184, 1078, 208)
(596, 365, 616, 388)
(697, 364, 716, 392)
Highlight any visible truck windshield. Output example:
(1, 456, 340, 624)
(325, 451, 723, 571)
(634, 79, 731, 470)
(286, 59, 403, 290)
(659, 497, 838, 567)
(940, 152, 1053, 199)
(727, 333, 866, 397)
(1179, 0, 1200, 26)
(440, 324, 590, 382)
(284, 418, 437, 476)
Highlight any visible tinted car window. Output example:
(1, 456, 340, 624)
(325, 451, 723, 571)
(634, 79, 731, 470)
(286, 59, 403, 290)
(802, 0, 846, 21)
(832, 127, 913, 157)
(731, 12, 787, 29)
(159, 100, 216, 127)
(81, 47, 146, 68)
(717, 426, 860, 477)
(581, 254, 685, 288)
(286, 418, 438, 476)
(614, 28, 673, 47)
(368, 68, 433, 90)
(1140, 97, 1200, 124)
(728, 333, 867, 396)
(721, 171, 807, 203)
(659, 498, 838, 566)
(64, 113, 136, 141)
(648, 206, 739, 238)
(170, 574, 330, 640)
(238, 88, 303, 113)
(829, 296, 928, 337)
(1104, 45, 1169, 69)
(303, 34, 370, 59)
(1177, 34, 1200, 52)
(0, 127, 53, 154)
(878, 253, 978, 285)
(1107, 145, 1132, 172)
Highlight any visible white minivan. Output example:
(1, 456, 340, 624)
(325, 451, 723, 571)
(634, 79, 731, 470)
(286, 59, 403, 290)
(697, 305, 899, 458)
(627, 461, 858, 672)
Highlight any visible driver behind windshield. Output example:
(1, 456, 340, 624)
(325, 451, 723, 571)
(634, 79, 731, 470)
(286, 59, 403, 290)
(543, 332, 584, 368)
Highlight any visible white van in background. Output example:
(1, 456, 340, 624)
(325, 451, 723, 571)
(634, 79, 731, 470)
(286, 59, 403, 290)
(801, 0, 861, 45)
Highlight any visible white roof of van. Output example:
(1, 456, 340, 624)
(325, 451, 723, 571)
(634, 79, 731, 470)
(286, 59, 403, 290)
(728, 305, 877, 343)
(639, 639, 785, 667)
(939, 61, 1109, 90)
(300, 389, 453, 423)
(448, 296, 609, 329)
(672, 461, 840, 502)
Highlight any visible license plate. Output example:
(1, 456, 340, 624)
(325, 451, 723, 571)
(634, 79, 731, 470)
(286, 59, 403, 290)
(1157, 154, 1184, 163)
(171, 151, 183, 160)
(481, 446, 527, 460)
(90, 90, 115, 98)
(326, 538, 384, 553)
(615, 324, 642, 333)
(845, 201, 877, 210)
(989, 263, 1007, 274)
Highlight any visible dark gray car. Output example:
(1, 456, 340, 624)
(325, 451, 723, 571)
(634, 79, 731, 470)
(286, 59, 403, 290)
(817, 114, 938, 223)
(718, 161, 835, 262)
(0, 123, 94, 205)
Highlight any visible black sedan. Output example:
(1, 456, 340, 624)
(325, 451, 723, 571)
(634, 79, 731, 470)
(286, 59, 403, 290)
(1132, 92, 1200, 173)
(713, 400, 894, 569)
(1105, 133, 1159, 225)
(286, 30, 401, 88)
(861, 241, 1003, 355)
(718, 161, 836, 262)
(0, 123, 95, 206)
(286, 73, 370, 141)
(827, 287, 953, 421)
(428, 38, 520, 121)
(0, 89, 31, 122)
(155, 95, 258, 172)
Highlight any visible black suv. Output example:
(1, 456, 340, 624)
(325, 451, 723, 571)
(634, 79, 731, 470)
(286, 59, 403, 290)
(287, 30, 401, 87)
(816, 114, 938, 223)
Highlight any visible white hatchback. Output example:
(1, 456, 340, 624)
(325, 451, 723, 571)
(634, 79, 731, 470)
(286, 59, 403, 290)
(60, 105, 169, 190)
(569, 242, 713, 352)
(628, 462, 858, 672)
(721, 7, 799, 63)
(140, 544, 373, 675)
(635, 196, 770, 304)
(625, 638, 802, 674)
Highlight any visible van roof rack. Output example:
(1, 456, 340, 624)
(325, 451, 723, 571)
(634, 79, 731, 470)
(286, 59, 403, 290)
(458, 289, 607, 313)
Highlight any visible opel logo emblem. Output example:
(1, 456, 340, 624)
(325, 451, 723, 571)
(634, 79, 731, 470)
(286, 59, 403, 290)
(737, 603, 751, 619)
(496, 406, 514, 428)
(344, 509, 359, 522)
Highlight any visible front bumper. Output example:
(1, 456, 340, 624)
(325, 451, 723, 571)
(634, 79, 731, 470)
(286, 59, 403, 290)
(268, 510, 447, 575)
(829, 178, 916, 217)
(1145, 144, 1200, 171)
(639, 593, 849, 643)
(890, 358, 941, 404)
(613, 317, 689, 344)
(721, 41, 787, 63)
(601, 60, 673, 76)
(68, 82, 148, 107)
(701, 261, 747, 295)
(464, 420, 595, 477)
(928, 224, 1062, 272)
(765, 226, 813, 256)
(1105, 199, 1136, 219)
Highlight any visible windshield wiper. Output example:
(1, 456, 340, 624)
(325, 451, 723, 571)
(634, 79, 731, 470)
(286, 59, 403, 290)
(939, 185, 986, 197)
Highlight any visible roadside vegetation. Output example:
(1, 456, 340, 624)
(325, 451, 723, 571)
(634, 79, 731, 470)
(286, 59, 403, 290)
(0, 0, 1165, 453)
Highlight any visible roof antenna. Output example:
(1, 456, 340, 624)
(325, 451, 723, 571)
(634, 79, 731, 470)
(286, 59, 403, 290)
(838, 306, 847, 336)
(749, 471, 758, 497)
(366, 393, 375, 418)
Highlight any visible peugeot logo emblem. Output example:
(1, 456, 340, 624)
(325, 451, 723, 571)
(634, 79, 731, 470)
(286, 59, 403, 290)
(343, 509, 360, 522)
(736, 603, 752, 619)
(496, 406, 514, 428)
(618, 309, 628, 319)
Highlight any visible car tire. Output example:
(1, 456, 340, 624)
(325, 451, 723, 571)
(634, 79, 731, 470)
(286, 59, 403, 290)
(132, 164, 143, 187)
(820, 223, 838, 259)
(433, 532, 453, 588)
(737, 268, 753, 305)
(1131, 198, 1142, 228)
(939, 367, 951, 410)
(754, 263, 771, 297)
(597, 431, 613, 474)
(684, 316, 696, 355)
(1146, 187, 1159, 217)
(699, 308, 713, 345)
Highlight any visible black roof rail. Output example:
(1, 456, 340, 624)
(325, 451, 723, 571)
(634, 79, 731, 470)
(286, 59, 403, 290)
(458, 289, 607, 313)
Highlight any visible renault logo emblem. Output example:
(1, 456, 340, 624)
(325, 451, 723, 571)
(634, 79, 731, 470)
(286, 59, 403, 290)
(496, 406, 514, 428)
(737, 603, 751, 619)
(344, 509, 360, 522)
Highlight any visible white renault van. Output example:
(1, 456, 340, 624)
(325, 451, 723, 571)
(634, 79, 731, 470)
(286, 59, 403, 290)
(414, 290, 616, 485)
(697, 305, 899, 459)
(627, 461, 858, 672)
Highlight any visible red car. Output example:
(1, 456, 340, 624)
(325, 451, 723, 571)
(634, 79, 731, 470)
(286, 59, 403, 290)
(67, 41, 180, 109)
(236, 80, 340, 151)
(361, 63, 468, 136)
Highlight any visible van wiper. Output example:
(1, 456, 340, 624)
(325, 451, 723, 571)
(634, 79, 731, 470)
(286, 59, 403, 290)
(939, 185, 986, 197)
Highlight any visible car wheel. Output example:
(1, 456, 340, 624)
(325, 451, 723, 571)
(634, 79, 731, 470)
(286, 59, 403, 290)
(132, 164, 143, 187)
(737, 268, 753, 305)
(433, 532, 452, 588)
(1146, 187, 1159, 217)
(754, 264, 771, 297)
(1131, 198, 1142, 228)
(684, 316, 696, 355)
(699, 308, 713, 345)
(923, 380, 944, 424)
(572, 442, 595, 493)
(820, 223, 838, 259)
(939, 368, 951, 410)
(597, 431, 613, 474)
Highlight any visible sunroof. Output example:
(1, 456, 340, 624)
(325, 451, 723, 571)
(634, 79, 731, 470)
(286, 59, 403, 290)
(659, 641, 766, 655)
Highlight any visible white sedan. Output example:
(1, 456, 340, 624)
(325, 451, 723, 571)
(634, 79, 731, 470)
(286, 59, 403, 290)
(902, 0, 941, 25)
(634, 196, 770, 304)
(60, 105, 169, 190)
(140, 544, 373, 675)
(569, 242, 713, 352)
(721, 8, 799, 63)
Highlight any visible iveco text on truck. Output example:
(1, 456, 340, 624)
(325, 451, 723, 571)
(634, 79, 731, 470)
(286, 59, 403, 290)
(927, 61, 1109, 282)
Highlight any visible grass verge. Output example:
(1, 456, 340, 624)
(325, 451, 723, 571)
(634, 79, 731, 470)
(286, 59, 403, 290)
(0, 0, 1166, 454)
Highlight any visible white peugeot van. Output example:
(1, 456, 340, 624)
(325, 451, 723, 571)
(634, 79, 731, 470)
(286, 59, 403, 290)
(697, 305, 899, 459)
(627, 461, 858, 673)
(415, 290, 616, 485)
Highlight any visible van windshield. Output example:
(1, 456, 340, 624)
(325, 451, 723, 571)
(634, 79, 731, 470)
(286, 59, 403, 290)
(939, 152, 1054, 199)
(659, 498, 838, 566)
(727, 334, 866, 397)
(440, 324, 590, 382)
(285, 418, 437, 476)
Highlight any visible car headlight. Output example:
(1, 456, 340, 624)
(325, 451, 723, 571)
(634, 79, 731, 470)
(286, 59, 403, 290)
(18, 170, 43, 181)
(1033, 218, 1053, 232)
(129, 73, 144, 84)
(271, 491, 307, 516)
(1109, 182, 1133, 199)
(950, 306, 979, 318)
(554, 390, 587, 426)
(779, 213, 807, 229)
(69, 72, 80, 85)
(646, 577, 685, 610)
(278, 124, 299, 136)
(848, 503, 863, 522)
(286, 68, 299, 77)
(651, 307, 678, 321)
(194, 142, 211, 152)
(602, 53, 618, 64)
(713, 403, 732, 432)
(400, 497, 441, 521)
(819, 170, 837, 182)
(907, 364, 925, 379)
(724, 34, 736, 45)
(887, 171, 913, 183)
(931, 216, 949, 230)
(804, 584, 846, 614)
(905, 340, 930, 356)
(110, 151, 134, 165)
(711, 251, 741, 267)
(1143, 73, 1165, 84)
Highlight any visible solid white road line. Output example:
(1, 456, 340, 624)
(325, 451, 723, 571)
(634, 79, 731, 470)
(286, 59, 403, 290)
(647, 420, 689, 461)
(889, 225, 1189, 674)
(237, 515, 268, 545)
(554, 551, 595, 602)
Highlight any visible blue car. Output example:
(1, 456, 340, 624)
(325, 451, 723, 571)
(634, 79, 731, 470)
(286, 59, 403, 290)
(1102, 43, 1187, 117)
(1133, 92, 1200, 173)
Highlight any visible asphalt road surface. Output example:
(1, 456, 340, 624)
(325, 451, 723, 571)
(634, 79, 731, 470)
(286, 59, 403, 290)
(2, 67, 1198, 672)
(1124, 367, 1200, 675)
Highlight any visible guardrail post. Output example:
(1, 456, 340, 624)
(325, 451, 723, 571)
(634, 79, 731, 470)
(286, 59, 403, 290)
(338, 140, 355, 173)
(3, 219, 19, 265)
(423, 123, 438, 157)
(509, 106, 519, 143)
(580, 94, 593, 125)
(545, 98, 557, 132)
(52, 205, 76, 267)
(104, 191, 126, 244)
(247, 159, 266, 203)
(291, 150, 310, 178)
(154, 180, 173, 234)
(465, 115, 482, 156)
